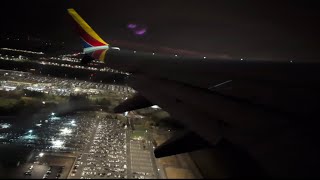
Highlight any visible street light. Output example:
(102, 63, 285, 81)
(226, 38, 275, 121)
(39, 152, 44, 157)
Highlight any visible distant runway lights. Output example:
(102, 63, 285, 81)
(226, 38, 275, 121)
(152, 52, 155, 55)
(290, 60, 293, 63)
(203, 56, 206, 59)
(42, 101, 46, 105)
(175, 54, 178, 57)
(133, 51, 136, 53)
(241, 58, 244, 61)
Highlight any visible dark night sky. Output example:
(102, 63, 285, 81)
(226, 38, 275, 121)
(0, 0, 319, 60)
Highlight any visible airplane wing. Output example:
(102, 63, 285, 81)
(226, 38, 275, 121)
(67, 8, 320, 176)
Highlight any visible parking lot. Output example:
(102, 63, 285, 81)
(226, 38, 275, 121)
(10, 154, 73, 179)
(0, 70, 167, 179)
(69, 117, 128, 179)
(130, 140, 156, 179)
(0, 70, 135, 96)
(1, 110, 162, 180)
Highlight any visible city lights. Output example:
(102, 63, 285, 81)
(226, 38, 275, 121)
(51, 139, 64, 148)
(0, 123, 11, 129)
(60, 127, 72, 135)
(70, 120, 77, 126)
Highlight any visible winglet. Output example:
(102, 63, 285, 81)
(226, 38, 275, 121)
(67, 8, 108, 46)
(67, 8, 109, 61)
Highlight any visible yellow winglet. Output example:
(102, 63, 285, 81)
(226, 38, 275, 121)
(68, 8, 108, 46)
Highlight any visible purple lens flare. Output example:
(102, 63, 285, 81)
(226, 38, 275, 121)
(127, 23, 148, 36)
(127, 24, 137, 29)
(134, 28, 147, 35)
